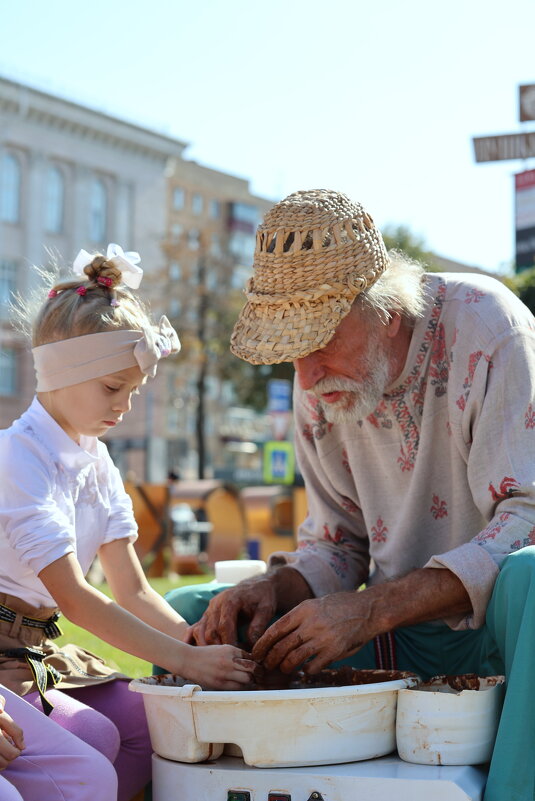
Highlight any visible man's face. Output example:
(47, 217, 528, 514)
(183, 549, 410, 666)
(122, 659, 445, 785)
(293, 306, 398, 423)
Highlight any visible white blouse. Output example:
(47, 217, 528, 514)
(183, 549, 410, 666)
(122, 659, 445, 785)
(0, 397, 138, 607)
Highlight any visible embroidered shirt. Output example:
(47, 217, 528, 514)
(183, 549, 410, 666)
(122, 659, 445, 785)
(0, 397, 138, 607)
(270, 273, 535, 630)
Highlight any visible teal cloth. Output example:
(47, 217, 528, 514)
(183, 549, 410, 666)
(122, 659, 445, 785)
(163, 548, 535, 801)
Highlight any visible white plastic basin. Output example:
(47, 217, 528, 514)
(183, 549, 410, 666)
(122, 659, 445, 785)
(396, 675, 505, 766)
(130, 671, 419, 768)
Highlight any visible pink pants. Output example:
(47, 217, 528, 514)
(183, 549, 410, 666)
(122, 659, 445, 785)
(25, 681, 152, 801)
(1, 685, 117, 801)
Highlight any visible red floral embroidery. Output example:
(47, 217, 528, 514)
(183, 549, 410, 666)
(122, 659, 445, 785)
(302, 394, 333, 442)
(456, 351, 492, 410)
(341, 496, 360, 515)
(371, 517, 388, 543)
(431, 494, 448, 519)
(511, 526, 535, 551)
(488, 477, 521, 503)
(464, 288, 485, 303)
(525, 404, 535, 430)
(322, 524, 349, 544)
(429, 322, 449, 397)
(367, 400, 393, 429)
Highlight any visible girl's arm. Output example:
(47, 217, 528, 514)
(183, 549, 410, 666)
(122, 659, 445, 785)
(38, 554, 255, 689)
(98, 539, 190, 640)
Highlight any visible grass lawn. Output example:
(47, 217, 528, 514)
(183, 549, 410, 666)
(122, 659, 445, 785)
(55, 574, 213, 678)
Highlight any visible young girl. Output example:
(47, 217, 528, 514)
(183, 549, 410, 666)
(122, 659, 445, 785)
(0, 244, 255, 801)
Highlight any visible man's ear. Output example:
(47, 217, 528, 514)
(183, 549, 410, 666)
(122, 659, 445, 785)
(386, 311, 402, 338)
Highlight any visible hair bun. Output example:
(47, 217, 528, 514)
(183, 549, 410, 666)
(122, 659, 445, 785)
(84, 255, 122, 289)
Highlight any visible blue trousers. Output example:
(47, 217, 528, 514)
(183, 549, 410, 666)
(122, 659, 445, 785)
(165, 547, 535, 801)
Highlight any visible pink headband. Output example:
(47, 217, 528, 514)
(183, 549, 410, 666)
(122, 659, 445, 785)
(33, 316, 180, 391)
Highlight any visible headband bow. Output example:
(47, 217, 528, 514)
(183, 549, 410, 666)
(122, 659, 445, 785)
(134, 315, 181, 377)
(73, 243, 143, 289)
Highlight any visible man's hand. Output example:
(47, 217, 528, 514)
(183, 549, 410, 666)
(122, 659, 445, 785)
(189, 566, 314, 649)
(251, 568, 472, 674)
(189, 575, 278, 647)
(251, 591, 373, 674)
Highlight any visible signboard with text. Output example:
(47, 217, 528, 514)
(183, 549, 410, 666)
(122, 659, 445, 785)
(515, 169, 535, 271)
(473, 131, 535, 163)
(520, 84, 535, 122)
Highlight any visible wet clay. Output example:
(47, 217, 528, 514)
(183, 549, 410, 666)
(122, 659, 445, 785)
(421, 674, 504, 691)
(253, 666, 419, 691)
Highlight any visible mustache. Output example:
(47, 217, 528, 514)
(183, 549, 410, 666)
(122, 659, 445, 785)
(310, 376, 362, 396)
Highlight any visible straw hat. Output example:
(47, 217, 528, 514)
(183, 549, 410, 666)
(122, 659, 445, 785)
(230, 189, 390, 365)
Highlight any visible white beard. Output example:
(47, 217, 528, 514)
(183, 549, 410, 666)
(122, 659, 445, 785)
(310, 344, 392, 424)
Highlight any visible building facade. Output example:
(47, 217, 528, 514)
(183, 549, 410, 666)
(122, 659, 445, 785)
(0, 76, 273, 482)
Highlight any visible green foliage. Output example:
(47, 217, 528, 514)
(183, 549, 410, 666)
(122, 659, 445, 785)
(502, 266, 535, 316)
(381, 224, 439, 270)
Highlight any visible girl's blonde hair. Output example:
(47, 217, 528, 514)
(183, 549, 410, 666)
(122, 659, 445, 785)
(17, 253, 153, 347)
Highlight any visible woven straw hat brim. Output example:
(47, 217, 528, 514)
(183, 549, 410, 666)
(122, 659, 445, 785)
(230, 189, 389, 365)
(230, 293, 354, 365)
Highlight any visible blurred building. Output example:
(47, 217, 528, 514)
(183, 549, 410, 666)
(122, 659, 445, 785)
(0, 75, 274, 481)
(155, 159, 273, 480)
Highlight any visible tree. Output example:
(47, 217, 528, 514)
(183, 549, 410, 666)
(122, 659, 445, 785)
(502, 266, 535, 316)
(381, 224, 439, 269)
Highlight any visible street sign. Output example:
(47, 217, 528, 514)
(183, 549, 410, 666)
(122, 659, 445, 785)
(263, 441, 295, 485)
(520, 84, 535, 122)
(515, 168, 535, 271)
(267, 379, 292, 412)
(473, 131, 535, 163)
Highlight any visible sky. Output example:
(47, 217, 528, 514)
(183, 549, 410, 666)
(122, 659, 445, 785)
(1, 0, 534, 275)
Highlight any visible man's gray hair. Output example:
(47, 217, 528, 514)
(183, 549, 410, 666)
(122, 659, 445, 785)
(355, 250, 428, 326)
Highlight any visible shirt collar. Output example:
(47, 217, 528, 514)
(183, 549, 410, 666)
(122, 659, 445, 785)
(22, 396, 99, 470)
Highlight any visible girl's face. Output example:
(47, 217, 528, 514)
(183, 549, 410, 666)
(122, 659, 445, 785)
(38, 365, 146, 444)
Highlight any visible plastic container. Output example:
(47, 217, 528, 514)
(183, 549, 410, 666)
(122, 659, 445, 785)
(130, 671, 419, 768)
(214, 559, 266, 584)
(396, 674, 505, 766)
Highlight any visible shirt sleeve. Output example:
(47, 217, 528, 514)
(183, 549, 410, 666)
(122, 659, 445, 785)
(268, 382, 371, 597)
(100, 445, 138, 545)
(426, 326, 535, 629)
(0, 434, 75, 575)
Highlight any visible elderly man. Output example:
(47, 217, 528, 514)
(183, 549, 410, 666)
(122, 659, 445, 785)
(168, 189, 535, 801)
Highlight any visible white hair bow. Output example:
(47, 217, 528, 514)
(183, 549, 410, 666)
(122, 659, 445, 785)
(134, 316, 181, 377)
(73, 243, 143, 289)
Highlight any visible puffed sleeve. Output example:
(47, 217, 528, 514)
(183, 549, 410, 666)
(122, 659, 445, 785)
(268, 380, 371, 597)
(426, 327, 535, 629)
(0, 434, 75, 574)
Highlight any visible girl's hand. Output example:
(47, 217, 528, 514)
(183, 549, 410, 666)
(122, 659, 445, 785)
(181, 644, 257, 690)
(0, 698, 25, 771)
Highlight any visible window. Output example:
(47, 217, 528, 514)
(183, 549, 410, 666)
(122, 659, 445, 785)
(192, 193, 203, 215)
(210, 199, 220, 220)
(210, 233, 221, 256)
(169, 262, 182, 281)
(0, 153, 21, 223)
(206, 268, 218, 291)
(169, 298, 181, 318)
(0, 260, 17, 320)
(188, 229, 200, 250)
(0, 348, 17, 396)
(44, 166, 64, 234)
(173, 187, 185, 210)
(89, 178, 107, 242)
(171, 223, 183, 241)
